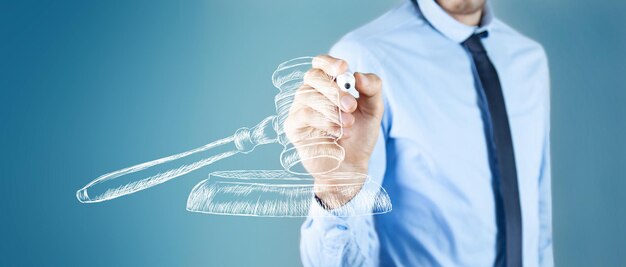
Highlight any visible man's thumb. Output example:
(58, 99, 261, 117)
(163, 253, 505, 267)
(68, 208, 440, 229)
(354, 72, 384, 118)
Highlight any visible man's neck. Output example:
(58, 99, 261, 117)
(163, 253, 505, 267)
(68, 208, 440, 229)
(448, 10, 483, 26)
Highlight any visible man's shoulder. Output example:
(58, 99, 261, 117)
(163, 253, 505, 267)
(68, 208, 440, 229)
(340, 2, 417, 44)
(329, 1, 427, 67)
(490, 18, 547, 58)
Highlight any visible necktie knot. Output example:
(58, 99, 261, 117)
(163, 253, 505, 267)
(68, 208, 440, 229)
(462, 31, 489, 54)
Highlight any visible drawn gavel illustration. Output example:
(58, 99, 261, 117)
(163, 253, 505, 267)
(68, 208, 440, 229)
(76, 57, 346, 204)
(77, 57, 392, 217)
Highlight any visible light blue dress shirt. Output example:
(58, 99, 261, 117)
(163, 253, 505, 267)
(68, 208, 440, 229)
(300, 0, 553, 266)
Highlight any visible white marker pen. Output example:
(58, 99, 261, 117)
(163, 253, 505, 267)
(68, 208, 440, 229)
(336, 71, 359, 98)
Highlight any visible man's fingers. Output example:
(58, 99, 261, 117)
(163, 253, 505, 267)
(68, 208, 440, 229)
(303, 68, 357, 113)
(354, 72, 384, 118)
(354, 72, 382, 98)
(284, 112, 342, 141)
(312, 55, 349, 77)
(288, 102, 340, 130)
(340, 111, 355, 128)
(289, 99, 354, 129)
(292, 85, 341, 123)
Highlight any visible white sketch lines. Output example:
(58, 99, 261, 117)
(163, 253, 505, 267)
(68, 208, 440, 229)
(77, 117, 277, 203)
(186, 170, 392, 217)
(77, 56, 392, 217)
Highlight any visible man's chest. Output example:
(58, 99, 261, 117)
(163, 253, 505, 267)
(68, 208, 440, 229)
(380, 47, 548, 190)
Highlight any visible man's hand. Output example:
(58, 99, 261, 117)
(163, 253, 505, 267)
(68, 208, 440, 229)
(284, 55, 384, 209)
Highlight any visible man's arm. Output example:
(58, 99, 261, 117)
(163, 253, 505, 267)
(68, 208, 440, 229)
(538, 48, 553, 267)
(298, 40, 390, 267)
(300, 127, 387, 267)
(538, 132, 553, 267)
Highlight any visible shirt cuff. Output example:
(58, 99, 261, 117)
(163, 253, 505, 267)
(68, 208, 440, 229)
(308, 179, 387, 218)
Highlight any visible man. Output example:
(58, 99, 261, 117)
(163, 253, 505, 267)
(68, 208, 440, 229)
(290, 0, 552, 266)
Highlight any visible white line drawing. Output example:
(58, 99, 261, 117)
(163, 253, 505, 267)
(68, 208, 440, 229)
(76, 56, 392, 217)
(187, 170, 391, 217)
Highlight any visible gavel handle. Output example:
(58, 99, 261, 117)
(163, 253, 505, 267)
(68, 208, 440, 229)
(76, 116, 278, 203)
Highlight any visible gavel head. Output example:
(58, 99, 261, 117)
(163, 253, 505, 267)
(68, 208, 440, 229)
(272, 57, 345, 175)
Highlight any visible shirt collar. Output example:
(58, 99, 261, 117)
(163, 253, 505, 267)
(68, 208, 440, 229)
(415, 0, 493, 43)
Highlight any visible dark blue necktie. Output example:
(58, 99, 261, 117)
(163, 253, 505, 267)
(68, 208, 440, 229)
(463, 32, 523, 267)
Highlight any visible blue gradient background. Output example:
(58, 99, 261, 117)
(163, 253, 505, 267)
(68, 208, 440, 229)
(1, 0, 624, 266)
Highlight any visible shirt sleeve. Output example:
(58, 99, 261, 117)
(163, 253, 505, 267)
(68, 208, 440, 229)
(538, 48, 554, 267)
(300, 40, 390, 267)
(538, 132, 553, 267)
